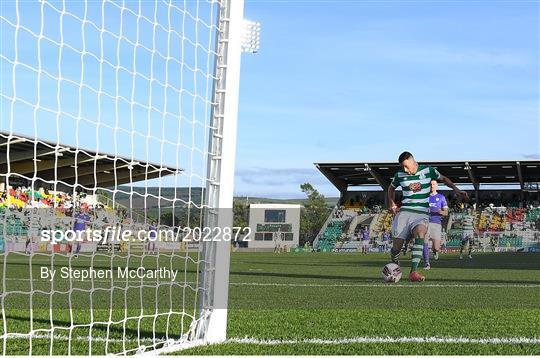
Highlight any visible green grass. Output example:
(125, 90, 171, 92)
(1, 251, 539, 355)
(177, 342, 540, 355)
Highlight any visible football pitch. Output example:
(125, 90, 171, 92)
(1, 251, 539, 355)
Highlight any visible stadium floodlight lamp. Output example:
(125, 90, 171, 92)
(241, 19, 261, 53)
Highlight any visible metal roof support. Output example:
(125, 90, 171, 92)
(1, 157, 76, 176)
(0, 148, 69, 165)
(465, 162, 479, 191)
(78, 168, 165, 188)
(366, 164, 389, 190)
(36, 163, 120, 182)
(516, 161, 524, 190)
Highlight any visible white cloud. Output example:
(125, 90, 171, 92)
(234, 167, 338, 198)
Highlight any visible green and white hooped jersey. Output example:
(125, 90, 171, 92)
(462, 215, 475, 232)
(391, 165, 441, 216)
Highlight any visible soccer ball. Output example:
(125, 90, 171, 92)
(381, 263, 402, 283)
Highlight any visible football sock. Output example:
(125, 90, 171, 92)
(390, 247, 400, 264)
(411, 238, 423, 272)
(423, 243, 430, 265)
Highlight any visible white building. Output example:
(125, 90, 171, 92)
(247, 203, 301, 251)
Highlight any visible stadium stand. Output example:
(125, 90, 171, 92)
(314, 202, 540, 253)
(371, 210, 393, 238)
(314, 160, 540, 253)
(318, 220, 346, 251)
(527, 208, 540, 222)
(0, 185, 155, 254)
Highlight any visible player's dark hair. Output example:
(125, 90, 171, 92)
(398, 151, 413, 164)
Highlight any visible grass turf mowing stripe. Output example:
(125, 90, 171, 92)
(164, 336, 540, 355)
(229, 282, 540, 288)
(4, 278, 540, 288)
(2, 333, 156, 343)
(2, 252, 538, 355)
(173, 342, 540, 355)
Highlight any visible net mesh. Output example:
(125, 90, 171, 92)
(0, 0, 227, 354)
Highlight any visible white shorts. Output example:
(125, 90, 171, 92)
(392, 211, 429, 240)
(362, 240, 370, 247)
(427, 222, 442, 241)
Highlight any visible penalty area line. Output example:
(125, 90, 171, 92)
(2, 278, 539, 288)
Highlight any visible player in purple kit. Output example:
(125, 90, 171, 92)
(381, 230, 391, 252)
(361, 226, 370, 254)
(424, 180, 448, 269)
(72, 208, 91, 258)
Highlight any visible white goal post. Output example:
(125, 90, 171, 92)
(0, 0, 251, 355)
(189, 0, 244, 348)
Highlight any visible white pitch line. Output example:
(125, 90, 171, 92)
(5, 334, 540, 346)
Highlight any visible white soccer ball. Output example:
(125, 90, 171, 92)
(381, 263, 402, 283)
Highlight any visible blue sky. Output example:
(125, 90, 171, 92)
(236, 1, 539, 198)
(1, 1, 538, 199)
(1, 1, 218, 192)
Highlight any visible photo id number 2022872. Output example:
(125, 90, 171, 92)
(179, 227, 251, 242)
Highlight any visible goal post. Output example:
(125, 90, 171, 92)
(192, 0, 245, 347)
(0, 0, 250, 355)
(149, 0, 245, 352)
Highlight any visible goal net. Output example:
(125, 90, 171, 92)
(0, 0, 244, 354)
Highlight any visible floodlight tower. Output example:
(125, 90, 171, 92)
(241, 20, 261, 53)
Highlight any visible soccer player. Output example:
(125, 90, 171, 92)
(425, 179, 449, 269)
(489, 235, 497, 253)
(380, 230, 391, 252)
(72, 208, 91, 258)
(25, 209, 41, 254)
(388, 152, 467, 282)
(147, 221, 157, 254)
(361, 226, 370, 254)
(460, 210, 476, 259)
(441, 229, 448, 254)
(273, 232, 282, 253)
